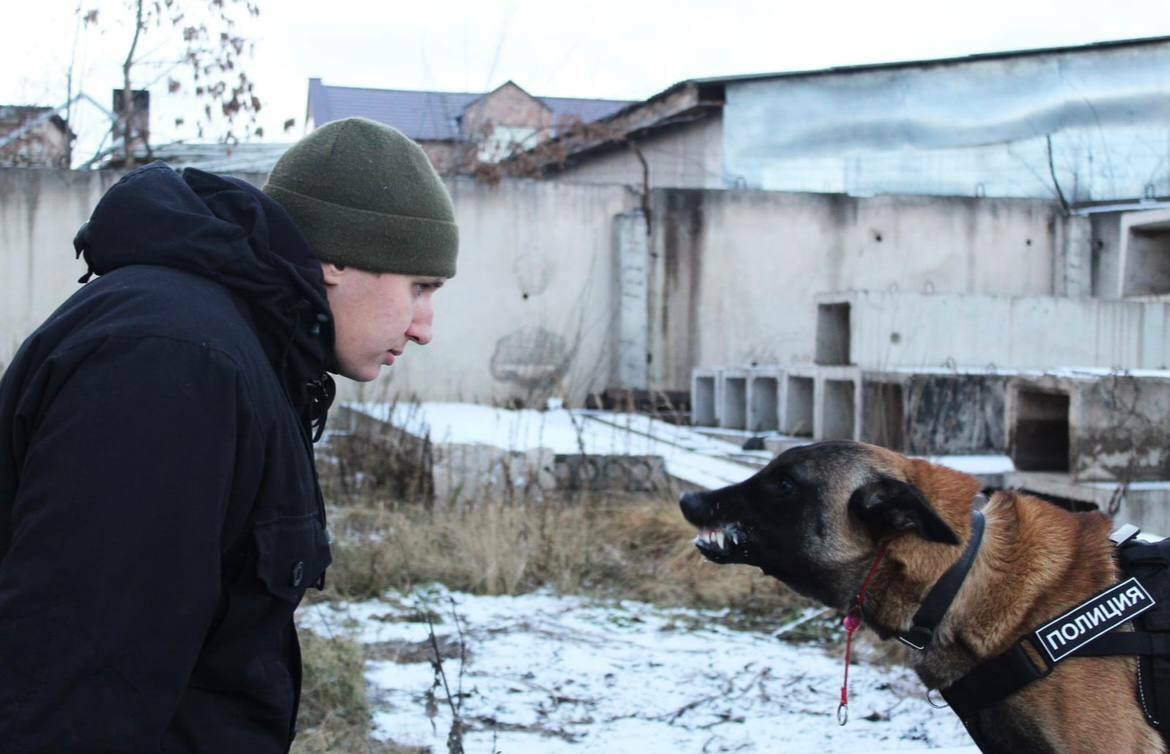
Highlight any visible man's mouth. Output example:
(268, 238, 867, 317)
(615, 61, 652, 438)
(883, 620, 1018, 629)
(693, 523, 747, 562)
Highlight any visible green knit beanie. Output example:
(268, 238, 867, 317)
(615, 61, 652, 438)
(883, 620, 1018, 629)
(263, 117, 458, 277)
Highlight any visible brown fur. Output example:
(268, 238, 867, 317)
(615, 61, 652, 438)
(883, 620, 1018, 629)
(680, 441, 1165, 753)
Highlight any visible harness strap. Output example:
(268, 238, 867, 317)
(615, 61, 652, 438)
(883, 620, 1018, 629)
(1063, 631, 1170, 657)
(941, 637, 1051, 714)
(899, 509, 987, 650)
(942, 528, 1166, 719)
(942, 628, 1170, 716)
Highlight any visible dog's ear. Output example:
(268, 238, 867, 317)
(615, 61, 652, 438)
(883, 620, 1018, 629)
(848, 476, 959, 545)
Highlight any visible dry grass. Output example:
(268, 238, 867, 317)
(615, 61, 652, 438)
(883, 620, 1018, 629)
(314, 491, 811, 622)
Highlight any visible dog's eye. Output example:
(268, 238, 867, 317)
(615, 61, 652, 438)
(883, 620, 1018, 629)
(774, 477, 794, 495)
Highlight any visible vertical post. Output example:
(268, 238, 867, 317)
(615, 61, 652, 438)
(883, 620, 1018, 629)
(614, 210, 650, 389)
(1057, 214, 1093, 297)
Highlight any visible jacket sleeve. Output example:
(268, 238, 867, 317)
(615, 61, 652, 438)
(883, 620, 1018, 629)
(0, 335, 250, 753)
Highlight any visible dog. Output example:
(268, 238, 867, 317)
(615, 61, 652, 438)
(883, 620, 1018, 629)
(679, 440, 1164, 753)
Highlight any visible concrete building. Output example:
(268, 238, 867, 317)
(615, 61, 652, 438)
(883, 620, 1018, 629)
(535, 36, 1170, 204)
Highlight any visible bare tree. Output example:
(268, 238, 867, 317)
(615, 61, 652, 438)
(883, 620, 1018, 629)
(81, 0, 269, 167)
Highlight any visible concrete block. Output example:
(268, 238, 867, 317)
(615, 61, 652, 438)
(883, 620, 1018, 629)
(861, 370, 1009, 455)
(553, 454, 669, 492)
(782, 365, 816, 437)
(747, 367, 783, 432)
(718, 368, 751, 430)
(691, 368, 721, 427)
(816, 302, 852, 365)
(861, 373, 907, 451)
(1118, 208, 1170, 298)
(1007, 372, 1170, 483)
(1004, 470, 1170, 537)
(812, 365, 862, 441)
(764, 436, 811, 455)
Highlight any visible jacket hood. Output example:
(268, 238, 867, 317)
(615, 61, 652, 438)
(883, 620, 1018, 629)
(73, 162, 336, 438)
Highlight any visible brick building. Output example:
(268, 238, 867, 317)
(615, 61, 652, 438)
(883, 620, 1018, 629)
(305, 79, 633, 174)
(0, 106, 72, 168)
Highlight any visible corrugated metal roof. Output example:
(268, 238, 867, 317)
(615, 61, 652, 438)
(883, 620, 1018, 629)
(149, 142, 293, 174)
(308, 79, 634, 141)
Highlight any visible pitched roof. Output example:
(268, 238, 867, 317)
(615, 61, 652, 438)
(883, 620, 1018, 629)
(307, 79, 634, 141)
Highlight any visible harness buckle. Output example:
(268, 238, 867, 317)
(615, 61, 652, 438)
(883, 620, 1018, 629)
(1110, 524, 1141, 546)
(1021, 635, 1056, 677)
(898, 625, 933, 651)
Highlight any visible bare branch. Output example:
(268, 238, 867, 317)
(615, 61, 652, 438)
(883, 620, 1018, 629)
(1046, 134, 1070, 214)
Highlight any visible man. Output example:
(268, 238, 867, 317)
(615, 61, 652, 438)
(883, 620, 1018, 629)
(0, 117, 457, 752)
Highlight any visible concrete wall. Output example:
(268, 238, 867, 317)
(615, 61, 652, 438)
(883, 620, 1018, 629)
(0, 169, 124, 366)
(383, 178, 634, 405)
(556, 116, 724, 189)
(647, 188, 1068, 391)
(0, 168, 636, 405)
(823, 290, 1170, 371)
(4, 168, 1102, 402)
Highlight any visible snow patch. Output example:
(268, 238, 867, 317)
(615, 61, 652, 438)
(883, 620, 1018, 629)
(299, 587, 974, 753)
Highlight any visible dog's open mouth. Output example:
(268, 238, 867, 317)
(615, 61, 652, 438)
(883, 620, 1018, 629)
(693, 523, 746, 563)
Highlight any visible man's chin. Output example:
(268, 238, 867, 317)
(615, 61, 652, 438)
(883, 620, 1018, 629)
(330, 363, 385, 382)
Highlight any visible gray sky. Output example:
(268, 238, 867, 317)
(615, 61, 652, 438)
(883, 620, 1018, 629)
(4, 0, 1170, 158)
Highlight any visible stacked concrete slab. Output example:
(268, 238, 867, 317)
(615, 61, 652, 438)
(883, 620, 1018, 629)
(814, 290, 1170, 371)
(691, 284, 1170, 531)
(692, 365, 862, 442)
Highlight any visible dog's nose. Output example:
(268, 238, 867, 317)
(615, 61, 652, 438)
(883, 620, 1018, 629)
(679, 491, 710, 526)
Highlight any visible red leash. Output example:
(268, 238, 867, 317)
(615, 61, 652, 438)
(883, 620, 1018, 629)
(838, 544, 889, 725)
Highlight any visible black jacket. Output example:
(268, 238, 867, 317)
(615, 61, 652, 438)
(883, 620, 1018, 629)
(0, 163, 336, 753)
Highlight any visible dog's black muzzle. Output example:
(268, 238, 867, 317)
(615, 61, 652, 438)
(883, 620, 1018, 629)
(680, 489, 751, 564)
(679, 490, 713, 527)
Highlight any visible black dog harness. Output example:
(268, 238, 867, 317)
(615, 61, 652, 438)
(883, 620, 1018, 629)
(929, 523, 1170, 751)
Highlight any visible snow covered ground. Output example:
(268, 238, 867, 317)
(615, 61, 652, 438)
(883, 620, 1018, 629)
(299, 587, 976, 753)
(343, 401, 1015, 489)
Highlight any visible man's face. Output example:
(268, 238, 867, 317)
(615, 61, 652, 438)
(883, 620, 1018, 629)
(321, 263, 445, 381)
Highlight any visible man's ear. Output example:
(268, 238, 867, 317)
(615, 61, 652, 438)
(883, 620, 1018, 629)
(320, 262, 346, 287)
(848, 476, 959, 545)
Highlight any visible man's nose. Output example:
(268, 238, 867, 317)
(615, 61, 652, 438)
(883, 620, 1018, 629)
(406, 304, 434, 345)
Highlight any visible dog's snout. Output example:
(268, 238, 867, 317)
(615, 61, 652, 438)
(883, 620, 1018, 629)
(679, 491, 714, 526)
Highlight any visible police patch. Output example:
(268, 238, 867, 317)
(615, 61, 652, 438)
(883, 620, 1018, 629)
(1034, 577, 1157, 664)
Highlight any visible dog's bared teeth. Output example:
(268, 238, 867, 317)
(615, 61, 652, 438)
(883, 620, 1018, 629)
(714, 530, 726, 549)
(728, 529, 740, 545)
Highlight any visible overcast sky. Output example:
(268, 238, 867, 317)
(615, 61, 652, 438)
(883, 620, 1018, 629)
(4, 0, 1170, 158)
